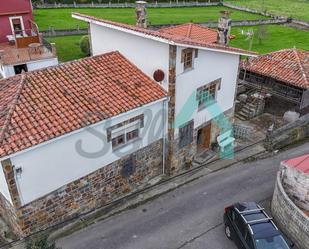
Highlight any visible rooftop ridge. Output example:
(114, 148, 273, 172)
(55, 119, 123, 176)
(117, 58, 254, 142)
(293, 48, 309, 88)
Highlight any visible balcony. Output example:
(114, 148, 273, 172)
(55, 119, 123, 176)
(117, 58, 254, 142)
(0, 21, 57, 66)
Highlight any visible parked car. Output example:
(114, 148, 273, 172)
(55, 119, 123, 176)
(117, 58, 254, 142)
(224, 202, 294, 249)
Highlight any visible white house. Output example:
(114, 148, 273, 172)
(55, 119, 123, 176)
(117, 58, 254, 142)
(0, 51, 167, 235)
(73, 7, 256, 173)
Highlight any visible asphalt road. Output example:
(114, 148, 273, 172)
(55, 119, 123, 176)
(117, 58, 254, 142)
(57, 142, 309, 249)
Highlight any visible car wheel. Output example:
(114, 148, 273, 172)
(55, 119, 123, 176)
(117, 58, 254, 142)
(225, 224, 232, 240)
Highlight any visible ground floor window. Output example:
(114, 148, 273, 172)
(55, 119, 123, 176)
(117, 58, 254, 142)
(179, 120, 194, 149)
(107, 114, 144, 150)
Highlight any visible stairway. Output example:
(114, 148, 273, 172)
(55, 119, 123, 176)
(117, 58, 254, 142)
(235, 97, 265, 121)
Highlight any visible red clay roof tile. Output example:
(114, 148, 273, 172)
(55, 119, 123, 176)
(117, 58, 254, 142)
(241, 48, 309, 89)
(72, 13, 256, 56)
(0, 51, 167, 158)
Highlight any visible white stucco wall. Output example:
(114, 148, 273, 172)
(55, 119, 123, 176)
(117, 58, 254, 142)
(90, 23, 170, 90)
(0, 168, 12, 204)
(8, 99, 167, 205)
(174, 46, 239, 134)
(0, 57, 58, 78)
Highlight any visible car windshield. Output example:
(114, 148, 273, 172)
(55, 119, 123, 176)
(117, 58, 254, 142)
(255, 235, 290, 249)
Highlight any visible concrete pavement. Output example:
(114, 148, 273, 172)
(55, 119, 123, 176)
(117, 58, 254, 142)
(57, 142, 309, 249)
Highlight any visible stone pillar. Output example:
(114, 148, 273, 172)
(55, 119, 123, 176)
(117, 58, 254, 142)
(166, 45, 177, 175)
(1, 159, 21, 208)
(217, 10, 232, 46)
(135, 1, 148, 29)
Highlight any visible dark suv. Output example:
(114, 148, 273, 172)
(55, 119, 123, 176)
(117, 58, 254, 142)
(224, 202, 293, 249)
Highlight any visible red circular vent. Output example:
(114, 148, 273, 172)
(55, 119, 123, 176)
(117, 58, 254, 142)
(153, 69, 165, 82)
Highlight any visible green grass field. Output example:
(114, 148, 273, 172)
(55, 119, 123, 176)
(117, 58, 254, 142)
(47, 35, 86, 62)
(230, 25, 309, 54)
(227, 0, 309, 21)
(49, 24, 309, 62)
(34, 6, 268, 30)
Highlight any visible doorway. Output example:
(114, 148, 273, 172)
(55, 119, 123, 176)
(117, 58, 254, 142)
(14, 64, 28, 75)
(197, 124, 211, 151)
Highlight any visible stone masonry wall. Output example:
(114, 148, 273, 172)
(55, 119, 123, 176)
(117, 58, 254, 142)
(265, 112, 309, 151)
(14, 139, 163, 235)
(281, 165, 309, 212)
(170, 107, 235, 173)
(271, 172, 309, 249)
(0, 193, 22, 237)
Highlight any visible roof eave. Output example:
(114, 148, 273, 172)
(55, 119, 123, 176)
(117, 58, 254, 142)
(72, 13, 257, 57)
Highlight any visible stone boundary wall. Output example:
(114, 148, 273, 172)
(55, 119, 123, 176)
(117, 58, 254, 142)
(12, 139, 163, 235)
(42, 19, 286, 37)
(271, 172, 309, 249)
(223, 2, 309, 29)
(265, 113, 309, 151)
(0, 193, 22, 237)
(35, 2, 220, 9)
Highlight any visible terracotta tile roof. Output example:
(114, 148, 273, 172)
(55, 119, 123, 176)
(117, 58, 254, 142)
(72, 13, 256, 56)
(282, 154, 309, 174)
(0, 51, 167, 158)
(158, 23, 218, 44)
(241, 48, 309, 89)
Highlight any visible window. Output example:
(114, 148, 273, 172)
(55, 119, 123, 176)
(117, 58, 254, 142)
(107, 114, 144, 150)
(9, 16, 24, 36)
(181, 48, 198, 71)
(196, 78, 221, 110)
(245, 232, 255, 249)
(179, 120, 194, 149)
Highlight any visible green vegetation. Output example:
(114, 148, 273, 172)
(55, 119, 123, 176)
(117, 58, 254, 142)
(80, 35, 91, 56)
(47, 35, 86, 62)
(230, 25, 309, 54)
(227, 0, 309, 21)
(34, 6, 268, 30)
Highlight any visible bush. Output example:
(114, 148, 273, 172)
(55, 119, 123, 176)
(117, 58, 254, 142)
(26, 234, 60, 249)
(80, 35, 91, 56)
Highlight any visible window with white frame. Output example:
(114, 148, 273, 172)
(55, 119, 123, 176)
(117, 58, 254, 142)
(9, 16, 25, 36)
(196, 78, 221, 110)
(181, 48, 198, 72)
(107, 114, 144, 150)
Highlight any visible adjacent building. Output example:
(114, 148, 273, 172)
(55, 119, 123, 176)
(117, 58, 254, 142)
(239, 48, 309, 115)
(0, 52, 167, 235)
(0, 0, 58, 78)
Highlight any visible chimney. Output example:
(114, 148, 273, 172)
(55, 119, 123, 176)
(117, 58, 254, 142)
(217, 10, 232, 46)
(135, 1, 148, 29)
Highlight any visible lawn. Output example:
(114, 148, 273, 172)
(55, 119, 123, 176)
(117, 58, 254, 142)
(50, 25, 309, 62)
(227, 0, 309, 21)
(230, 24, 309, 54)
(34, 6, 268, 30)
(47, 35, 86, 62)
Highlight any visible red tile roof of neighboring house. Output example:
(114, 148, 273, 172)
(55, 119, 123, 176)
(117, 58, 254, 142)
(0, 51, 167, 158)
(282, 154, 309, 174)
(158, 23, 218, 44)
(72, 13, 257, 56)
(241, 48, 309, 89)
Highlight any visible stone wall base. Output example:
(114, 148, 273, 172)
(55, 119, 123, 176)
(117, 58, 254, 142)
(271, 172, 309, 249)
(169, 107, 234, 174)
(14, 139, 163, 236)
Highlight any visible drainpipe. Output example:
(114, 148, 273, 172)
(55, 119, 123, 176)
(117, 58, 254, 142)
(162, 97, 169, 175)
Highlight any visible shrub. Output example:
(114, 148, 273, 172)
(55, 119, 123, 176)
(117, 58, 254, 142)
(80, 35, 91, 56)
(26, 234, 61, 249)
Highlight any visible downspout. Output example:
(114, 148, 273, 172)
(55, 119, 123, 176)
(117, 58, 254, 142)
(162, 97, 169, 175)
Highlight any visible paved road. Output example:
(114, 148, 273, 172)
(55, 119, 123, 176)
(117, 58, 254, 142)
(58, 142, 309, 249)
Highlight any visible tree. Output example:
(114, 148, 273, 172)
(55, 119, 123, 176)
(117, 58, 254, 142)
(80, 35, 91, 56)
(257, 25, 269, 45)
(26, 234, 61, 249)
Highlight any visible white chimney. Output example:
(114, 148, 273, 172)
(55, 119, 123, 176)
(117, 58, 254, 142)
(136, 1, 148, 29)
(217, 10, 232, 46)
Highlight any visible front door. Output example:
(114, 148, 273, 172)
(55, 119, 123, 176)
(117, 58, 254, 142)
(197, 124, 211, 150)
